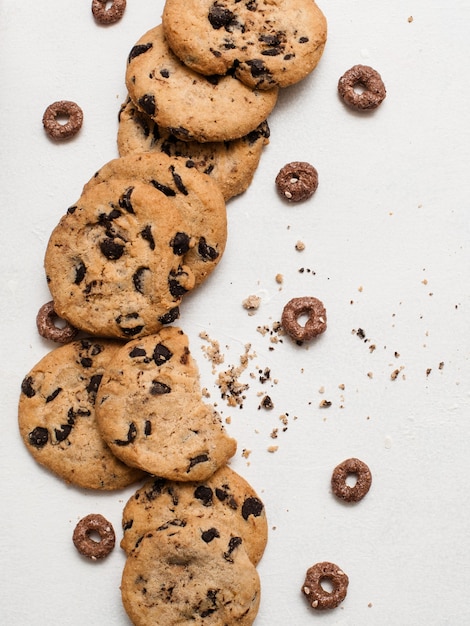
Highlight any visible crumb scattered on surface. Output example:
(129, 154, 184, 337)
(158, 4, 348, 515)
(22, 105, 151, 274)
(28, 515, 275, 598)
(199, 331, 224, 373)
(215, 343, 255, 408)
(259, 395, 274, 410)
(319, 399, 332, 408)
(242, 449, 251, 459)
(295, 240, 305, 251)
(275, 273, 283, 284)
(408, 15, 413, 22)
(242, 294, 261, 315)
(267, 445, 279, 453)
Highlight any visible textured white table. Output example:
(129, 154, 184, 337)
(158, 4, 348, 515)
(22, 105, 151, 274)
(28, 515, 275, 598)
(1, 1, 469, 624)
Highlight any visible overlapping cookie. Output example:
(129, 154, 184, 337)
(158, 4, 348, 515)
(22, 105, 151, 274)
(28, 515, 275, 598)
(18, 338, 145, 490)
(45, 178, 195, 339)
(125, 24, 278, 142)
(121, 465, 268, 565)
(121, 524, 260, 625)
(83, 152, 227, 287)
(162, 0, 327, 89)
(117, 96, 271, 200)
(95, 327, 237, 480)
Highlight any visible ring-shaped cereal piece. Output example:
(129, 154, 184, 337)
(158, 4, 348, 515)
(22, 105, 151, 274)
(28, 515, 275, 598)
(302, 561, 349, 610)
(281, 296, 327, 343)
(36, 301, 79, 343)
(331, 457, 372, 502)
(91, 0, 126, 25)
(275, 161, 318, 202)
(338, 64, 386, 110)
(42, 101, 83, 140)
(73, 514, 116, 560)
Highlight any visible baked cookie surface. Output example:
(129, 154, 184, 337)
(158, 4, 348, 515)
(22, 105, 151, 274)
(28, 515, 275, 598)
(45, 179, 195, 339)
(118, 97, 270, 200)
(121, 465, 268, 565)
(18, 339, 145, 490)
(83, 152, 227, 287)
(95, 327, 237, 480)
(121, 526, 260, 625)
(125, 24, 278, 142)
(162, 0, 327, 89)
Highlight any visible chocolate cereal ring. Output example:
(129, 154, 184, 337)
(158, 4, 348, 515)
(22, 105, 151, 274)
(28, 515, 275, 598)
(331, 457, 372, 502)
(92, 0, 126, 24)
(275, 161, 318, 202)
(281, 296, 327, 343)
(302, 561, 349, 610)
(73, 514, 116, 560)
(42, 101, 83, 140)
(338, 64, 386, 110)
(36, 301, 78, 344)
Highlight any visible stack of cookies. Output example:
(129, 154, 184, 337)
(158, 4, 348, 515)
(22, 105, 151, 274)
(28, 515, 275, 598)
(19, 1, 327, 623)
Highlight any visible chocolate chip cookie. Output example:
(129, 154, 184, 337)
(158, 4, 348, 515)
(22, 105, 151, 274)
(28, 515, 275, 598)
(95, 327, 237, 480)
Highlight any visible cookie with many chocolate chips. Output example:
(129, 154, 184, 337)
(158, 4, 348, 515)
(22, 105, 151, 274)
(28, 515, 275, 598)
(95, 327, 237, 480)
(121, 465, 267, 565)
(117, 96, 270, 201)
(162, 0, 327, 89)
(125, 24, 278, 142)
(121, 525, 260, 625)
(83, 152, 227, 287)
(18, 339, 145, 490)
(45, 179, 195, 339)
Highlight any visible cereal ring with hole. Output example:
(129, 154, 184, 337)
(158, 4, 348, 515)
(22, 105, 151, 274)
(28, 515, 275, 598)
(338, 64, 386, 110)
(302, 561, 349, 610)
(73, 514, 116, 560)
(275, 161, 318, 202)
(331, 457, 372, 502)
(281, 296, 327, 343)
(92, 0, 126, 24)
(36, 301, 78, 343)
(42, 101, 83, 140)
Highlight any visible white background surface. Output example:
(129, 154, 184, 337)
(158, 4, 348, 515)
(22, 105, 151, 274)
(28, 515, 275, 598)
(1, 1, 470, 624)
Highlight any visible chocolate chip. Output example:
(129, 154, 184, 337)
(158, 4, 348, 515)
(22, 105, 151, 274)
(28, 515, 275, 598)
(129, 346, 147, 358)
(198, 237, 219, 261)
(86, 374, 103, 400)
(246, 58, 268, 78)
(54, 424, 73, 442)
(201, 527, 220, 543)
(99, 237, 125, 260)
(169, 165, 188, 195)
(144, 420, 152, 436)
(45, 388, 62, 403)
(188, 454, 209, 471)
(116, 313, 144, 337)
(28, 426, 49, 448)
(208, 4, 235, 29)
(133, 267, 150, 294)
(21, 376, 36, 398)
(153, 343, 173, 366)
(160, 68, 170, 78)
(74, 260, 87, 284)
(119, 187, 135, 213)
(241, 497, 264, 520)
(150, 380, 171, 395)
(140, 225, 155, 250)
(150, 179, 176, 197)
(128, 43, 153, 63)
(194, 485, 213, 506)
(223, 536, 242, 562)
(168, 268, 190, 297)
(138, 94, 156, 116)
(171, 232, 191, 256)
(158, 307, 180, 325)
(114, 422, 137, 446)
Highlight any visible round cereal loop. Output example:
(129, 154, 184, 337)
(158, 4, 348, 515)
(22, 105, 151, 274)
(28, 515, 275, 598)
(275, 161, 318, 202)
(302, 562, 349, 610)
(91, 0, 126, 25)
(281, 297, 327, 343)
(36, 301, 78, 343)
(331, 457, 372, 503)
(338, 64, 386, 110)
(42, 101, 83, 140)
(73, 514, 116, 560)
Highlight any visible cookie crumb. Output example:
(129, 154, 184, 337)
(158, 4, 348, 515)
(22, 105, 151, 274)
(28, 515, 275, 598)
(295, 240, 305, 251)
(275, 273, 284, 284)
(267, 445, 279, 453)
(408, 15, 413, 22)
(319, 399, 332, 408)
(242, 294, 261, 315)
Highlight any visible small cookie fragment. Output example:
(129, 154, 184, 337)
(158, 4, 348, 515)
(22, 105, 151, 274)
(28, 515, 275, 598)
(42, 101, 83, 140)
(338, 65, 386, 110)
(275, 161, 318, 202)
(73, 514, 116, 560)
(281, 296, 327, 342)
(91, 0, 126, 24)
(302, 561, 349, 610)
(331, 457, 372, 502)
(36, 301, 78, 344)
